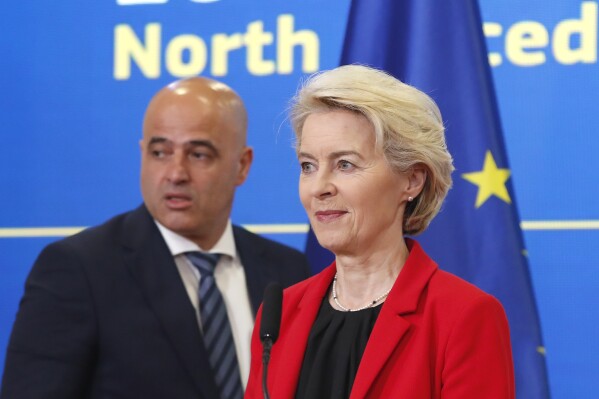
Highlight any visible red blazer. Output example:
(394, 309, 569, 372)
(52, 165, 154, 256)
(245, 239, 515, 399)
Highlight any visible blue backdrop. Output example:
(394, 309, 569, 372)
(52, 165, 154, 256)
(1, 1, 598, 397)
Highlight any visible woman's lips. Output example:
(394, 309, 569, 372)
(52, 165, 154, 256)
(315, 210, 347, 223)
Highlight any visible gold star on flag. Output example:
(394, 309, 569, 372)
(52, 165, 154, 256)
(462, 150, 512, 208)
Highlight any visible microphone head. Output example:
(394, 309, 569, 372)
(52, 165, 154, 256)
(260, 282, 283, 343)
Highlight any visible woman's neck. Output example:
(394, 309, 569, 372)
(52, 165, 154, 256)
(331, 239, 409, 310)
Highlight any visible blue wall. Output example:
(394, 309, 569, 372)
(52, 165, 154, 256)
(1, 1, 597, 397)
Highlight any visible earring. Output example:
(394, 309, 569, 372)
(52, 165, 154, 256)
(408, 196, 414, 202)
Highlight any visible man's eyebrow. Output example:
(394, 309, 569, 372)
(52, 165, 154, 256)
(147, 138, 218, 154)
(148, 137, 168, 145)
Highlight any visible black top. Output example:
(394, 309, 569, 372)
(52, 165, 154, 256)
(295, 296, 383, 399)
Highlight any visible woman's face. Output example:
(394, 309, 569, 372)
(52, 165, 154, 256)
(298, 109, 410, 256)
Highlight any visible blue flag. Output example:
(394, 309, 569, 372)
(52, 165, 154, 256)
(304, 1, 550, 397)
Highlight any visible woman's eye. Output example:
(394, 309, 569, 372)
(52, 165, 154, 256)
(338, 160, 354, 170)
(301, 162, 315, 173)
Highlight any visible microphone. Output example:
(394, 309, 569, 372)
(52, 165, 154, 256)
(260, 282, 283, 399)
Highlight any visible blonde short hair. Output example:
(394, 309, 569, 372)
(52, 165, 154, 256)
(290, 64, 454, 235)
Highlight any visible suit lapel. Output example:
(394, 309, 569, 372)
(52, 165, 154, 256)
(233, 226, 279, 316)
(234, 226, 264, 315)
(120, 206, 219, 399)
(350, 240, 438, 399)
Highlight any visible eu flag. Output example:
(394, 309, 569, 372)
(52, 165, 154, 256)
(304, 0, 551, 397)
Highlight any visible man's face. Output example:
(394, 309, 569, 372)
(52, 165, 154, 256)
(140, 90, 252, 249)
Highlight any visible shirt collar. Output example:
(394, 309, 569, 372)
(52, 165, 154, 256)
(155, 220, 237, 260)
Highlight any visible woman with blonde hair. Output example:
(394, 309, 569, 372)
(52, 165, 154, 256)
(245, 65, 514, 399)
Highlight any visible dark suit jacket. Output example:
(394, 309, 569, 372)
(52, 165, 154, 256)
(245, 239, 515, 399)
(1, 206, 310, 399)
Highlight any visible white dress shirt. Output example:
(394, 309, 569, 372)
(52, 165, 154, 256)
(155, 221, 254, 388)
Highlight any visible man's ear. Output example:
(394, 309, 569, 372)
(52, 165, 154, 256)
(236, 146, 254, 186)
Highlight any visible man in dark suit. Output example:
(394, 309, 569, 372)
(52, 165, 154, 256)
(0, 77, 310, 399)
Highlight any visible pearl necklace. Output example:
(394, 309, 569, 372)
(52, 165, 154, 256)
(331, 273, 392, 312)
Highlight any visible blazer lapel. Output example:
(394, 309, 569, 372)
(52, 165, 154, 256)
(272, 265, 336, 399)
(350, 240, 438, 399)
(349, 302, 411, 399)
(120, 206, 220, 399)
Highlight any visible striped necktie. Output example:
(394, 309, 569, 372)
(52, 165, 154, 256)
(186, 252, 243, 399)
